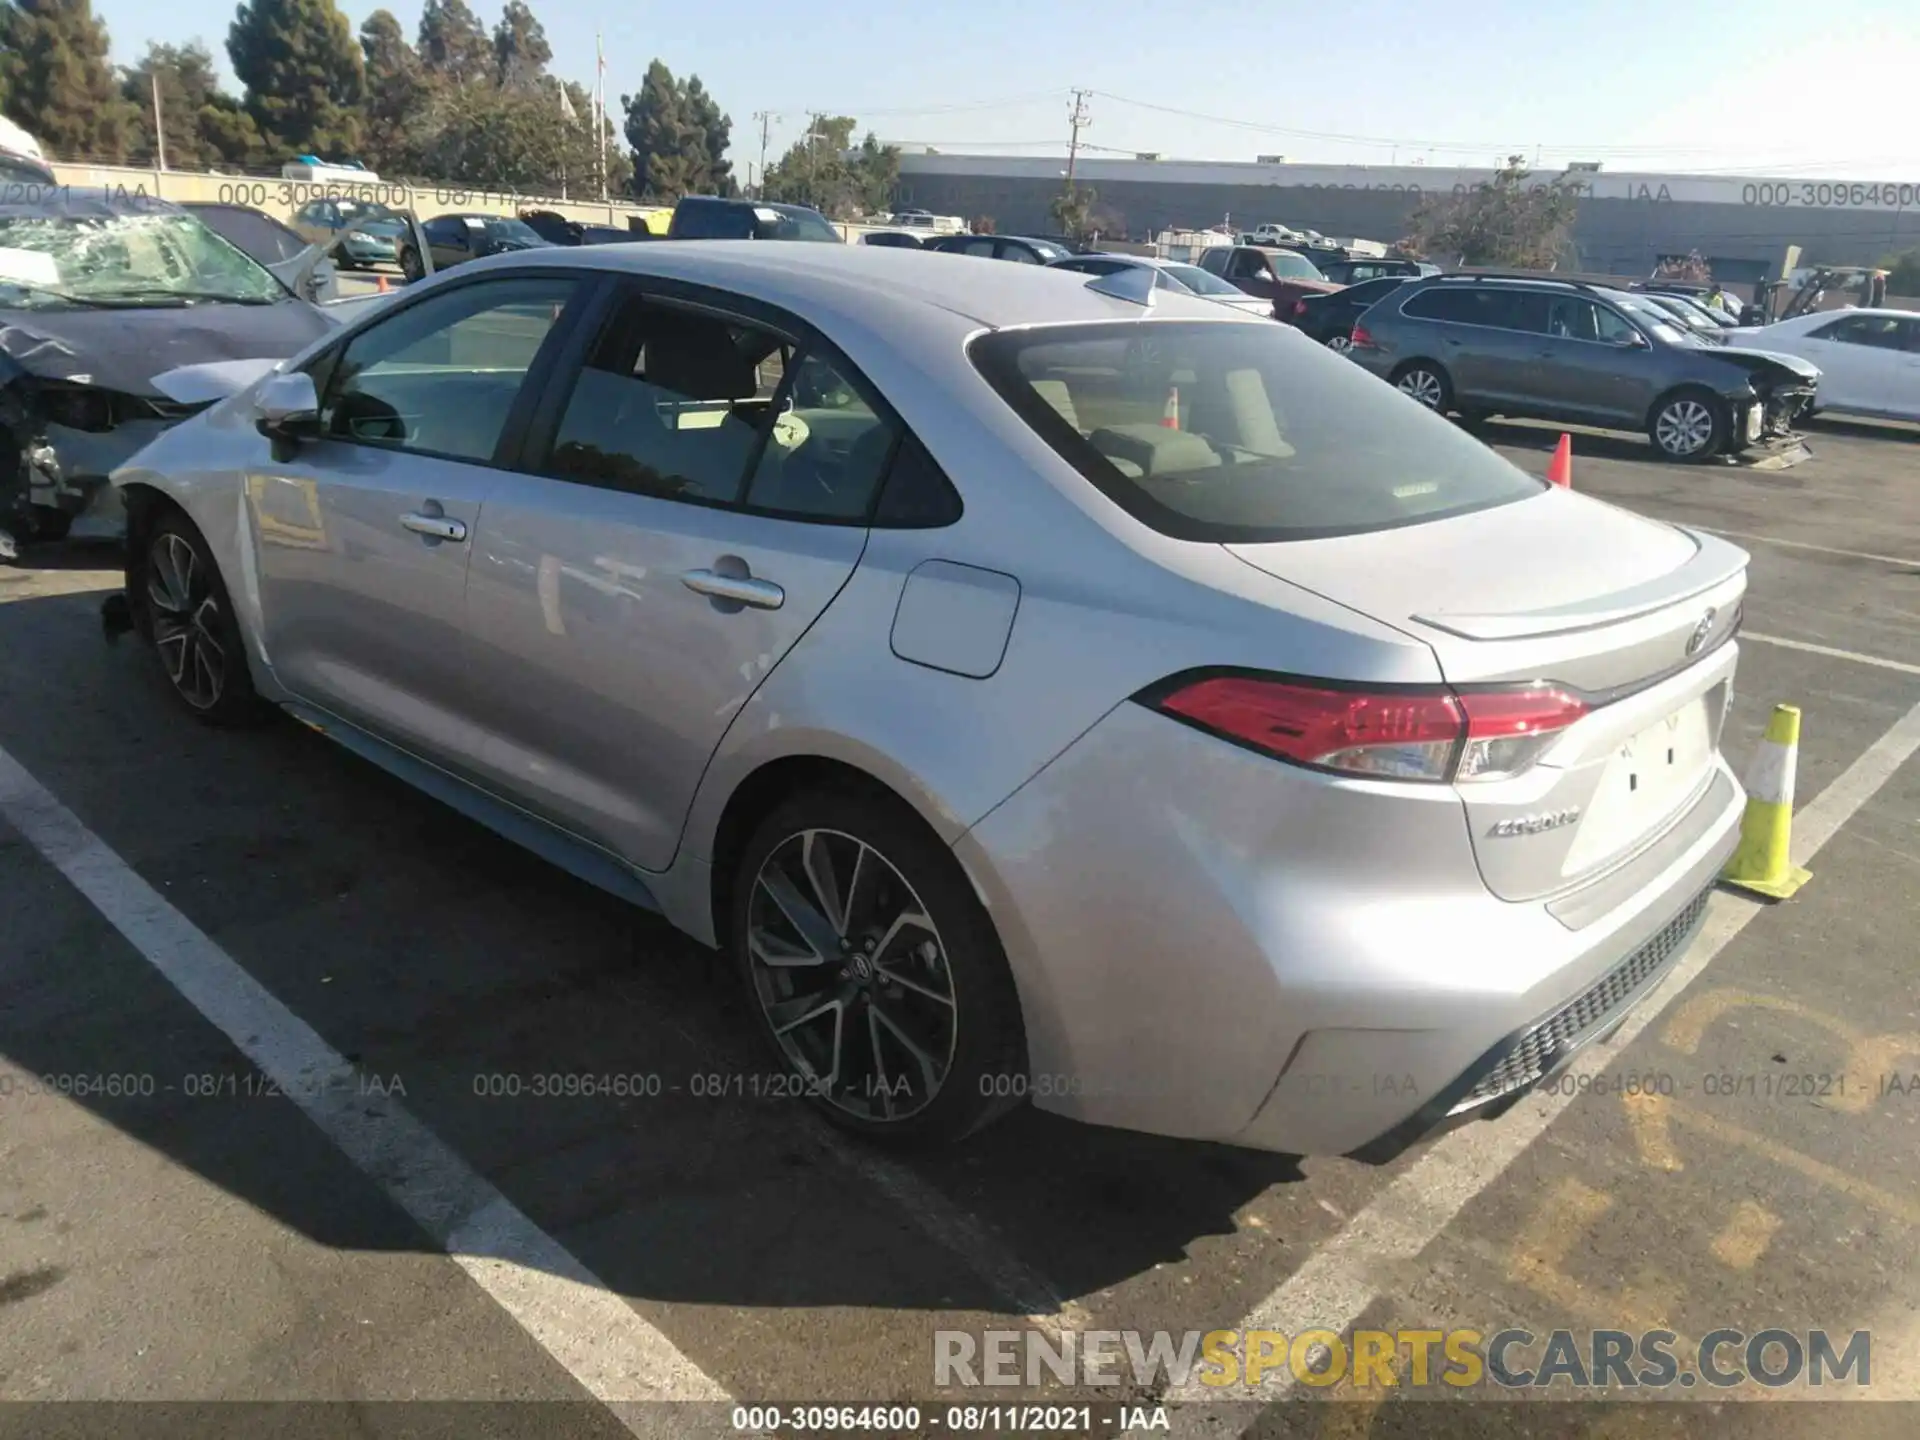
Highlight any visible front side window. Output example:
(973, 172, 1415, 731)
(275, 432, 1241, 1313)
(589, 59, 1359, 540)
(970, 321, 1541, 543)
(323, 276, 580, 462)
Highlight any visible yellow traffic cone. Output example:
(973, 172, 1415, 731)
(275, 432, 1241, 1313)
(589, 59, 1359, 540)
(1722, 703, 1812, 900)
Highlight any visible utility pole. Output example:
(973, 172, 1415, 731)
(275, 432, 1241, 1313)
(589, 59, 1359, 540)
(1064, 88, 1091, 195)
(151, 73, 167, 172)
(753, 111, 775, 199)
(804, 110, 823, 208)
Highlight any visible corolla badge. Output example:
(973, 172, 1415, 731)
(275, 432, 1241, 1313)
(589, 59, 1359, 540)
(1489, 808, 1582, 838)
(1686, 607, 1719, 657)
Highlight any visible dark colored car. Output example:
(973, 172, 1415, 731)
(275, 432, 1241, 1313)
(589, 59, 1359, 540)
(180, 201, 337, 303)
(518, 209, 642, 246)
(398, 214, 554, 280)
(1349, 274, 1819, 462)
(922, 233, 1073, 264)
(1287, 274, 1417, 350)
(1196, 244, 1340, 310)
(666, 196, 841, 241)
(0, 189, 335, 553)
(861, 230, 924, 248)
(1317, 257, 1436, 286)
(1637, 280, 1761, 327)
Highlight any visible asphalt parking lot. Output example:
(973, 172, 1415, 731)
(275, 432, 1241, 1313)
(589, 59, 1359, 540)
(1, 414, 1917, 1439)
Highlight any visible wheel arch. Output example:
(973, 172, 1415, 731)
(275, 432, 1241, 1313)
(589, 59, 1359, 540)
(703, 751, 961, 953)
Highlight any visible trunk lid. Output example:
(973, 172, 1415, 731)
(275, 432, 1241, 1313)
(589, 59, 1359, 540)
(1227, 489, 1747, 900)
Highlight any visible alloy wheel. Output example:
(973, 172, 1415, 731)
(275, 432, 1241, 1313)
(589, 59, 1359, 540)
(745, 828, 957, 1123)
(1397, 368, 1444, 407)
(1326, 334, 1354, 355)
(147, 532, 226, 711)
(1655, 399, 1715, 456)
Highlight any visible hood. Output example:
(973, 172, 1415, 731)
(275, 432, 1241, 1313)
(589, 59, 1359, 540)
(0, 301, 333, 397)
(1708, 346, 1822, 382)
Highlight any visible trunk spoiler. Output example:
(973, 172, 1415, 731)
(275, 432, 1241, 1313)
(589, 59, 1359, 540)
(1411, 527, 1748, 640)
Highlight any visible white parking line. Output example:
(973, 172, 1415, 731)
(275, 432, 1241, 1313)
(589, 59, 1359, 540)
(1743, 631, 1920, 678)
(1168, 697, 1920, 1422)
(0, 744, 729, 1431)
(1703, 528, 1917, 569)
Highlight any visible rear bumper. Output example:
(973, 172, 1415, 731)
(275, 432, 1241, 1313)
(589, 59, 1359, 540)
(955, 702, 1746, 1158)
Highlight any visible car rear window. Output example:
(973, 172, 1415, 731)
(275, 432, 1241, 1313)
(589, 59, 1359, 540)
(969, 321, 1543, 542)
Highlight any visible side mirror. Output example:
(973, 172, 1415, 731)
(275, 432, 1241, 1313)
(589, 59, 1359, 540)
(1623, 331, 1651, 349)
(255, 371, 321, 443)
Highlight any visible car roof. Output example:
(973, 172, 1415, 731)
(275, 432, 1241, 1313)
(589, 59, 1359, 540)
(459, 240, 1244, 329)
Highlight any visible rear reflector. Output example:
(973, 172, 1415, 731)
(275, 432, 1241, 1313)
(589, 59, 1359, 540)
(1145, 675, 1588, 784)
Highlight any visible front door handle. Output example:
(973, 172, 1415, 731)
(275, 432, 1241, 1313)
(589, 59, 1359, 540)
(681, 568, 784, 610)
(400, 511, 467, 542)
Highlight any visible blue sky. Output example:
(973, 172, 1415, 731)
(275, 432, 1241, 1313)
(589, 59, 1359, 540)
(101, 0, 1920, 180)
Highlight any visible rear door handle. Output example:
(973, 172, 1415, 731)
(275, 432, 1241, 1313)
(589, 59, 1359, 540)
(400, 511, 467, 542)
(682, 568, 785, 610)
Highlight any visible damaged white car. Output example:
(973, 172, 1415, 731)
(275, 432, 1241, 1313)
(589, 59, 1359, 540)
(0, 188, 406, 558)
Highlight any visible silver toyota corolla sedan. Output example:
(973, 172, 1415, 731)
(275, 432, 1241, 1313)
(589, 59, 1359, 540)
(110, 243, 1749, 1160)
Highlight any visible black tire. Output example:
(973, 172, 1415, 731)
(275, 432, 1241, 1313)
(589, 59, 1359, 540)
(1391, 360, 1453, 413)
(729, 784, 1027, 1148)
(400, 247, 424, 283)
(1648, 387, 1729, 463)
(137, 510, 269, 727)
(1324, 333, 1355, 355)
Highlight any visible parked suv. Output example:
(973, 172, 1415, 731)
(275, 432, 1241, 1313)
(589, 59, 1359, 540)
(666, 196, 842, 241)
(1196, 245, 1339, 310)
(1349, 275, 1820, 461)
(1317, 257, 1437, 286)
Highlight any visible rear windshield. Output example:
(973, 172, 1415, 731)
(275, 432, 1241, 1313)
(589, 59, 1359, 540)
(969, 321, 1543, 542)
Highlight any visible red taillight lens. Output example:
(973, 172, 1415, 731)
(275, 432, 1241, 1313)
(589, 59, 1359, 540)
(1146, 677, 1588, 784)
(1153, 677, 1464, 782)
(1349, 323, 1374, 348)
(1454, 688, 1588, 781)
(1291, 298, 1308, 316)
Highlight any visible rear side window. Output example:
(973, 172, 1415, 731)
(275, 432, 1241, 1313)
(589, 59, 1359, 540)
(675, 202, 751, 239)
(1400, 286, 1533, 329)
(969, 321, 1542, 543)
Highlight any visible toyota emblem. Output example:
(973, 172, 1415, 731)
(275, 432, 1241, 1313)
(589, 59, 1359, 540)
(1686, 607, 1718, 657)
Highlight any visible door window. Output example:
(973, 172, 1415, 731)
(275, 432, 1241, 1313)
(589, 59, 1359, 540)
(1197, 249, 1229, 274)
(1229, 251, 1265, 279)
(1813, 314, 1907, 349)
(543, 292, 789, 503)
(959, 238, 996, 257)
(998, 242, 1042, 264)
(321, 276, 580, 462)
(741, 352, 895, 521)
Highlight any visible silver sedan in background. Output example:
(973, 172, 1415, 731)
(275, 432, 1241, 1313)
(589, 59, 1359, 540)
(111, 244, 1748, 1159)
(1046, 251, 1274, 315)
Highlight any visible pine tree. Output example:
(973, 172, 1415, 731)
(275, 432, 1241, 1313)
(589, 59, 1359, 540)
(0, 0, 137, 161)
(682, 77, 734, 197)
(228, 0, 366, 159)
(622, 60, 704, 201)
(359, 9, 429, 175)
(416, 0, 491, 86)
(492, 0, 550, 89)
(123, 42, 228, 169)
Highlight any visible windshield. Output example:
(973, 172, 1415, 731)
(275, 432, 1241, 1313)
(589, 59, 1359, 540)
(970, 321, 1543, 543)
(763, 205, 843, 242)
(1159, 263, 1245, 297)
(483, 218, 545, 245)
(0, 208, 285, 306)
(1269, 251, 1327, 281)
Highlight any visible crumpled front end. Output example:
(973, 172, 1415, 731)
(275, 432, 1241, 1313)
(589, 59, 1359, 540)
(0, 348, 207, 542)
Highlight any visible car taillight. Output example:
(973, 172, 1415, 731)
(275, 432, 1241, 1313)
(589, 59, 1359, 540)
(1143, 676, 1587, 784)
(1291, 298, 1308, 316)
(1349, 322, 1374, 349)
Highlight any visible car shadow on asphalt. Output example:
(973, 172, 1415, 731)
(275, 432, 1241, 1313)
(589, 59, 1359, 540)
(0, 581, 1309, 1327)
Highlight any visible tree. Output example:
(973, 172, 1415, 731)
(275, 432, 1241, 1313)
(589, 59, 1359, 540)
(0, 0, 138, 160)
(1879, 248, 1920, 297)
(359, 9, 429, 174)
(681, 76, 733, 196)
(1401, 155, 1581, 268)
(228, 0, 365, 158)
(621, 60, 706, 200)
(416, 0, 490, 86)
(492, 0, 550, 89)
(761, 116, 898, 218)
(1050, 184, 1095, 243)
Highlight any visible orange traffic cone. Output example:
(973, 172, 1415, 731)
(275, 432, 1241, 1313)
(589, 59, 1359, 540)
(1546, 433, 1572, 488)
(1162, 386, 1180, 430)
